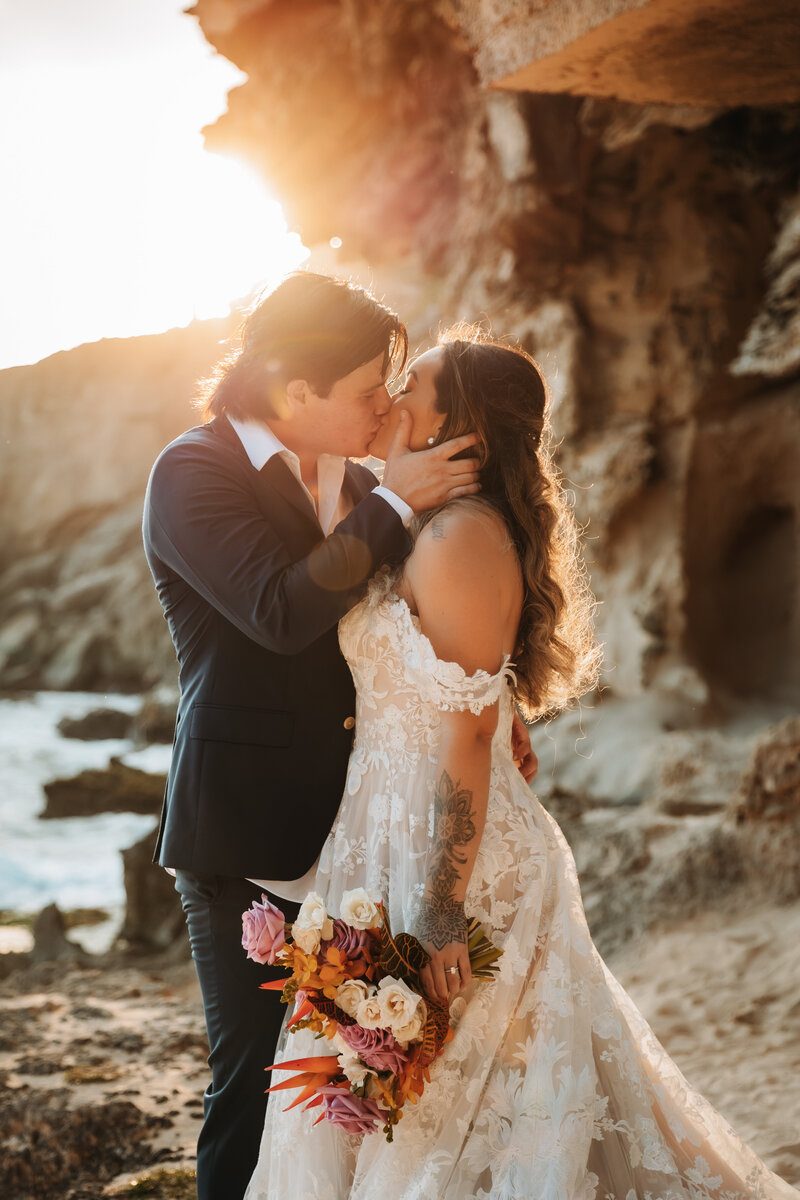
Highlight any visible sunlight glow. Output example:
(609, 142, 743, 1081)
(0, 1, 308, 370)
(129, 149, 309, 326)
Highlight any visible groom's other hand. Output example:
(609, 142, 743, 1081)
(511, 711, 538, 784)
(382, 410, 481, 513)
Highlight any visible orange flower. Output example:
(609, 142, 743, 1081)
(318, 946, 354, 998)
(291, 948, 320, 987)
(265, 1054, 343, 1113)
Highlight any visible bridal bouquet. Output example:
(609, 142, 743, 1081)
(241, 888, 501, 1142)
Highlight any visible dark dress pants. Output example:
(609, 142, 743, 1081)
(175, 870, 300, 1200)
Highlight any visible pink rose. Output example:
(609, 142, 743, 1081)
(317, 1086, 386, 1136)
(328, 919, 376, 967)
(242, 895, 286, 965)
(337, 1024, 408, 1075)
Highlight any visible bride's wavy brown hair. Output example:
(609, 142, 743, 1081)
(417, 326, 602, 719)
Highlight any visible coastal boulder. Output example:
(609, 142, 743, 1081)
(57, 706, 134, 741)
(118, 827, 187, 954)
(30, 904, 87, 966)
(41, 758, 166, 819)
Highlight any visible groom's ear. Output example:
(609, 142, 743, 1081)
(285, 378, 313, 412)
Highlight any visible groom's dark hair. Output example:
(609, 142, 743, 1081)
(197, 272, 408, 422)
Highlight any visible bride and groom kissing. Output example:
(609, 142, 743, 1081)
(144, 271, 797, 1200)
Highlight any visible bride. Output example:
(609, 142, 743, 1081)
(245, 329, 798, 1200)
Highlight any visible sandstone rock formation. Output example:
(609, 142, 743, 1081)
(118, 826, 187, 954)
(736, 715, 800, 824)
(3, 5, 798, 711)
(538, 703, 800, 956)
(0, 318, 233, 692)
(190, 0, 800, 714)
(458, 0, 800, 108)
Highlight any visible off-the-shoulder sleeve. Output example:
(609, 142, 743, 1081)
(389, 596, 515, 715)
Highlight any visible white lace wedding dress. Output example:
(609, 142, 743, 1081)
(245, 573, 798, 1200)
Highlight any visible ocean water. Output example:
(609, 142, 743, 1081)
(0, 691, 172, 915)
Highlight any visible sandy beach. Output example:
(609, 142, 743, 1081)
(0, 949, 204, 1199)
(614, 902, 800, 1186)
(2, 896, 799, 1198)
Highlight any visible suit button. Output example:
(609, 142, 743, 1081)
(343, 716, 356, 730)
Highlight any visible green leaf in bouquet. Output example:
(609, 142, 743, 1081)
(466, 917, 503, 979)
(470, 959, 503, 980)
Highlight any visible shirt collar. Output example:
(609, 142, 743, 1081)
(227, 414, 289, 472)
(227, 414, 348, 535)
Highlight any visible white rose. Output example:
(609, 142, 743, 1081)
(291, 922, 321, 954)
(297, 891, 334, 938)
(340, 888, 381, 930)
(335, 978, 373, 1018)
(355, 992, 386, 1029)
(291, 891, 334, 954)
(392, 1010, 426, 1047)
(377, 976, 427, 1045)
(337, 1050, 373, 1087)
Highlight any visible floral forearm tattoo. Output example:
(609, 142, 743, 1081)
(418, 770, 476, 949)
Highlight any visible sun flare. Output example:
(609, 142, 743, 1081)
(134, 149, 309, 326)
(0, 2, 309, 370)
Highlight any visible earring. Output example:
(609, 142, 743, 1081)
(427, 436, 436, 445)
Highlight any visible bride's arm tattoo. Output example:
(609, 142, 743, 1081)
(418, 770, 476, 949)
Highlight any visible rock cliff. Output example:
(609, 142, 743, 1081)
(190, 0, 800, 714)
(0, 318, 232, 690)
(461, 0, 800, 107)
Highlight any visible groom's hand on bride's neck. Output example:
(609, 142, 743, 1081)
(382, 410, 481, 513)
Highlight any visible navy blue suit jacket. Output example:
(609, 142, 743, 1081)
(142, 414, 411, 878)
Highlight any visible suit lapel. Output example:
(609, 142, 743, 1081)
(213, 414, 376, 533)
(262, 458, 376, 533)
(258, 454, 322, 532)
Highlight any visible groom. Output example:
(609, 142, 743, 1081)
(142, 272, 494, 1199)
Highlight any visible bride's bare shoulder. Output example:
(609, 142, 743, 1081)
(403, 500, 520, 672)
(405, 499, 519, 605)
(416, 499, 514, 561)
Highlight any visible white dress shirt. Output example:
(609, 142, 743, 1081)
(228, 414, 411, 901)
(227, 415, 412, 534)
